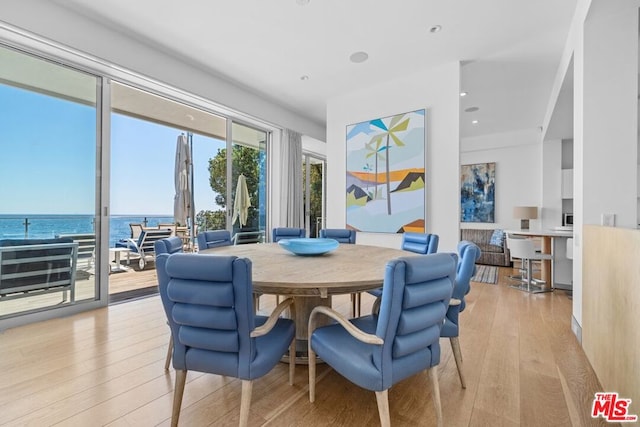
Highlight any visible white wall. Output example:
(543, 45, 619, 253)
(541, 139, 563, 229)
(0, 0, 325, 141)
(326, 62, 460, 252)
(302, 135, 327, 158)
(461, 128, 543, 231)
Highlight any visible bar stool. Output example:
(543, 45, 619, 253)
(506, 235, 553, 293)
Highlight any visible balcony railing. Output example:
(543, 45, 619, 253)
(0, 216, 95, 240)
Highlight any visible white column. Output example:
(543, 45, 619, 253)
(573, 0, 639, 328)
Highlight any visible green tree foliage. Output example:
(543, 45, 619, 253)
(196, 209, 225, 231)
(305, 162, 323, 237)
(196, 145, 261, 231)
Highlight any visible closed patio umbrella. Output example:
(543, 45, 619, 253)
(173, 133, 192, 226)
(232, 174, 251, 227)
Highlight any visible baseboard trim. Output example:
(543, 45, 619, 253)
(571, 315, 582, 344)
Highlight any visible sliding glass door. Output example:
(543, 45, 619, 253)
(0, 44, 100, 321)
(0, 43, 272, 325)
(109, 82, 229, 297)
(303, 154, 325, 237)
(108, 83, 270, 298)
(228, 122, 268, 240)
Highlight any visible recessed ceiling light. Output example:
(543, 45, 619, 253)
(465, 107, 479, 113)
(429, 25, 442, 33)
(185, 114, 195, 121)
(460, 92, 468, 97)
(349, 51, 369, 63)
(300, 75, 309, 81)
(296, 0, 310, 5)
(472, 120, 479, 124)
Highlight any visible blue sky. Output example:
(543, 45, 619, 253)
(110, 114, 222, 215)
(0, 83, 222, 215)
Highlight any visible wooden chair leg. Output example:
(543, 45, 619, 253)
(429, 367, 444, 427)
(375, 390, 391, 427)
(449, 337, 466, 388)
(239, 380, 253, 427)
(165, 335, 173, 371)
(172, 369, 187, 427)
(308, 342, 316, 402)
(289, 338, 296, 385)
(253, 293, 260, 312)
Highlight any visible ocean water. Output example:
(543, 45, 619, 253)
(0, 214, 174, 247)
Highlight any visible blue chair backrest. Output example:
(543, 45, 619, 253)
(272, 227, 305, 242)
(197, 230, 232, 250)
(154, 237, 184, 255)
(374, 253, 455, 387)
(454, 240, 481, 312)
(156, 253, 256, 377)
(319, 229, 356, 244)
(401, 232, 439, 254)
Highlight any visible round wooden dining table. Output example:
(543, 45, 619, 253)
(201, 243, 412, 361)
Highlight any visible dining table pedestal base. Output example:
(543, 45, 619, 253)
(282, 295, 331, 364)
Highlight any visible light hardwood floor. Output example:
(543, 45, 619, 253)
(0, 267, 612, 426)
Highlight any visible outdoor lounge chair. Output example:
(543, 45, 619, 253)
(158, 223, 177, 236)
(115, 228, 173, 269)
(129, 223, 143, 240)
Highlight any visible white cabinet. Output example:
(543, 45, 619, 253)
(561, 169, 573, 199)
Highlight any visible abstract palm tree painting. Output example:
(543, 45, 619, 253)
(346, 109, 425, 233)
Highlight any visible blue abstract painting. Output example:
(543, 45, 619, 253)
(460, 162, 495, 223)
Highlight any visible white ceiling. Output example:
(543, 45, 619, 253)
(54, 0, 578, 139)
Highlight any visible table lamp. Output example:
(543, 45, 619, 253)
(513, 206, 538, 230)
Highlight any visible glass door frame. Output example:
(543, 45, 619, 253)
(226, 119, 271, 239)
(0, 40, 106, 329)
(303, 153, 326, 238)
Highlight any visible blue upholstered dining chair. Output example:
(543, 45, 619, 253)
(366, 232, 441, 308)
(196, 230, 232, 250)
(154, 237, 185, 371)
(155, 236, 184, 255)
(442, 240, 481, 389)
(319, 228, 356, 243)
(318, 228, 360, 315)
(402, 232, 439, 254)
(308, 253, 456, 427)
(156, 253, 296, 427)
(272, 227, 305, 242)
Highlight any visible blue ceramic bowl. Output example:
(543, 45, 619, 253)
(278, 238, 339, 256)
